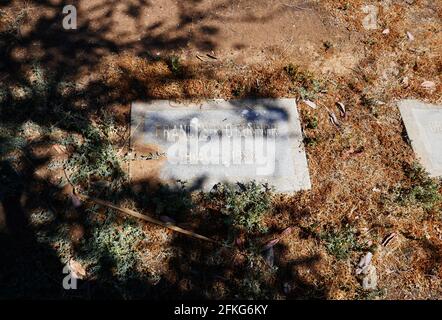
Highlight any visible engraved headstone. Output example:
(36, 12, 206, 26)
(130, 99, 311, 192)
(399, 99, 442, 177)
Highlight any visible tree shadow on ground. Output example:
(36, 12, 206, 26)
(0, 0, 327, 299)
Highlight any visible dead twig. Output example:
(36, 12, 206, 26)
(282, 2, 311, 10)
(63, 165, 237, 249)
(75, 193, 223, 245)
(196, 54, 206, 62)
(206, 53, 218, 60)
(63, 169, 224, 245)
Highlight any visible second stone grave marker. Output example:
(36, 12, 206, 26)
(399, 99, 442, 177)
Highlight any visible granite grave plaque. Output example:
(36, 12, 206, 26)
(399, 99, 442, 177)
(130, 99, 311, 192)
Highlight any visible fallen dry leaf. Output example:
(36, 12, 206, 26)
(341, 146, 364, 159)
(328, 111, 340, 128)
(280, 227, 293, 238)
(303, 100, 317, 109)
(263, 247, 275, 267)
(52, 144, 66, 154)
(356, 252, 373, 275)
(336, 102, 346, 118)
(262, 238, 279, 251)
(421, 81, 436, 90)
(69, 259, 87, 279)
(70, 194, 82, 208)
(381, 232, 397, 247)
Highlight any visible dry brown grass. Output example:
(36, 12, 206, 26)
(81, 4, 442, 295)
(1, 0, 441, 300)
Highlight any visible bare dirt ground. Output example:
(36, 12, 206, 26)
(80, 0, 341, 66)
(0, 0, 441, 299)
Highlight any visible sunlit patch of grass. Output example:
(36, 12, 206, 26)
(305, 115, 319, 129)
(0, 125, 26, 157)
(77, 209, 146, 281)
(233, 251, 278, 299)
(206, 181, 273, 234)
(284, 64, 326, 100)
(168, 55, 182, 77)
(395, 162, 441, 211)
(321, 225, 364, 260)
(65, 122, 126, 189)
(0, 6, 29, 35)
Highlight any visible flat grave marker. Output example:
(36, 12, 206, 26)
(130, 99, 311, 192)
(399, 99, 442, 177)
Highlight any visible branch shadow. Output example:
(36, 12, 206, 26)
(0, 0, 325, 299)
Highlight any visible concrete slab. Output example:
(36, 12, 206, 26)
(399, 99, 442, 177)
(130, 99, 311, 192)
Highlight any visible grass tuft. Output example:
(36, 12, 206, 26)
(284, 63, 325, 100)
(396, 162, 441, 211)
(66, 124, 125, 188)
(321, 225, 363, 260)
(207, 181, 273, 234)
